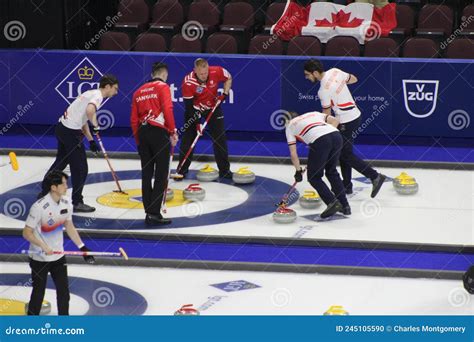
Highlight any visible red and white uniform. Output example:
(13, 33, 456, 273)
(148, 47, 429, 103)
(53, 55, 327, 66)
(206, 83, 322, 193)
(286, 111, 338, 146)
(25, 194, 73, 262)
(318, 68, 361, 124)
(130, 79, 176, 144)
(182, 66, 231, 110)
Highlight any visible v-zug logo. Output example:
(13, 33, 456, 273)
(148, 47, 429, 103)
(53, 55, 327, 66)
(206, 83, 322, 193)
(402, 80, 439, 118)
(55, 57, 106, 105)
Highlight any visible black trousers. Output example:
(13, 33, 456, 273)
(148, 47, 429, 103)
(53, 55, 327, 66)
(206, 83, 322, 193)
(28, 256, 70, 315)
(339, 117, 378, 190)
(178, 106, 230, 174)
(307, 132, 349, 207)
(138, 124, 170, 215)
(42, 122, 88, 205)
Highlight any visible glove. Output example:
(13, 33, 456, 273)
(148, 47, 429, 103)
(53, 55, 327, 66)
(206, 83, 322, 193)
(92, 126, 100, 136)
(80, 246, 95, 264)
(217, 93, 228, 103)
(294, 168, 303, 183)
(89, 140, 99, 155)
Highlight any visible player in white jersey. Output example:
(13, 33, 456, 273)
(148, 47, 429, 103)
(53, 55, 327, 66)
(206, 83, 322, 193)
(304, 59, 386, 198)
(24, 171, 95, 315)
(39, 75, 119, 212)
(285, 111, 350, 218)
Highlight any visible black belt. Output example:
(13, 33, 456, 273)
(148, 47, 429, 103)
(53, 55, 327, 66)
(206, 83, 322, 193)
(338, 106, 356, 111)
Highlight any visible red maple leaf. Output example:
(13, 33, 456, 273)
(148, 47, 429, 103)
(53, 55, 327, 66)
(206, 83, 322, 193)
(336, 10, 364, 27)
(315, 12, 339, 27)
(314, 10, 364, 28)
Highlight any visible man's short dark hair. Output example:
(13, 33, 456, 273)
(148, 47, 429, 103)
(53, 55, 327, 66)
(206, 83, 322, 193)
(99, 74, 119, 88)
(304, 59, 324, 74)
(152, 62, 168, 75)
(45, 170, 68, 187)
(38, 170, 68, 197)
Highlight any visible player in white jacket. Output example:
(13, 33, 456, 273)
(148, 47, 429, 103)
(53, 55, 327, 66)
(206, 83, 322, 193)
(286, 110, 350, 218)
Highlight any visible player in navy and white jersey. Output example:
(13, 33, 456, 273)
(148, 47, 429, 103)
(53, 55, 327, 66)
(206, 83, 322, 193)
(24, 170, 95, 315)
(39, 75, 119, 213)
(286, 111, 350, 218)
(304, 59, 386, 198)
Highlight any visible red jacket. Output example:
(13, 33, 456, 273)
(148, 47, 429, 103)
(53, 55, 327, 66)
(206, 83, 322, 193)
(182, 66, 231, 110)
(130, 78, 176, 144)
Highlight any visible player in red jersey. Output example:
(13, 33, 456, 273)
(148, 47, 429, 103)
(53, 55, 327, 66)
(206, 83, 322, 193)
(178, 58, 233, 179)
(131, 62, 178, 226)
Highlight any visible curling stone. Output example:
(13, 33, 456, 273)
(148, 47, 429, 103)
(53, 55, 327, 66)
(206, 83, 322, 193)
(166, 188, 174, 201)
(272, 206, 297, 224)
(25, 300, 52, 315)
(196, 164, 219, 182)
(392, 172, 416, 188)
(394, 178, 418, 195)
(174, 304, 200, 315)
(299, 190, 322, 209)
(183, 184, 205, 201)
(324, 305, 349, 316)
(232, 167, 256, 184)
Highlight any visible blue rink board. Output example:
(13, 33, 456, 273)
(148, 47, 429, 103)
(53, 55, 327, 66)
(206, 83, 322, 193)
(1, 235, 473, 272)
(0, 50, 473, 140)
(2, 130, 474, 163)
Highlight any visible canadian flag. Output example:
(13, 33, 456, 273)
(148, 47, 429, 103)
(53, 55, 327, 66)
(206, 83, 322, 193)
(271, 1, 397, 44)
